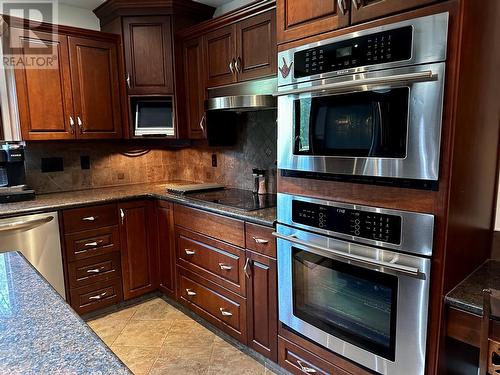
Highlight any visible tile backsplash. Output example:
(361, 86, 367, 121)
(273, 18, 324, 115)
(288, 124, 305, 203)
(25, 111, 277, 194)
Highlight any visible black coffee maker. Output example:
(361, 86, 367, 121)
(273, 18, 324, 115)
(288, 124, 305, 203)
(0, 144, 35, 203)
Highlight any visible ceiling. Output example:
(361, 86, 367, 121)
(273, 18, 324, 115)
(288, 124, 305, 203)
(59, 0, 234, 10)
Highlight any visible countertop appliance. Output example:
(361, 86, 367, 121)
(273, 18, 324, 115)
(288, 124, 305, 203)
(274, 193, 434, 375)
(0, 144, 35, 203)
(188, 188, 276, 211)
(276, 12, 448, 187)
(0, 212, 66, 299)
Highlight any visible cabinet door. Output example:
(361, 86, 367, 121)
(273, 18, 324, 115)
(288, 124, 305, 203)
(235, 10, 277, 82)
(122, 16, 174, 95)
(119, 200, 158, 299)
(68, 37, 122, 139)
(157, 201, 175, 298)
(12, 29, 75, 140)
(276, 0, 349, 44)
(182, 37, 206, 139)
(351, 0, 439, 24)
(204, 25, 237, 87)
(246, 250, 278, 361)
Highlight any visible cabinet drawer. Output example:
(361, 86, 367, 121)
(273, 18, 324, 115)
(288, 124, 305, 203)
(70, 278, 123, 315)
(245, 222, 276, 258)
(174, 204, 245, 247)
(64, 226, 120, 262)
(68, 252, 121, 289)
(178, 267, 246, 342)
(177, 228, 245, 296)
(278, 337, 351, 375)
(63, 204, 118, 233)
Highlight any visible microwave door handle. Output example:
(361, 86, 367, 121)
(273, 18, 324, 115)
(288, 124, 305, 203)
(272, 232, 421, 278)
(274, 70, 438, 97)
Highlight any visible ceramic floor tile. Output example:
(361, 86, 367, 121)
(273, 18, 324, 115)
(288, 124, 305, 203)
(131, 298, 188, 321)
(113, 320, 174, 348)
(149, 358, 210, 375)
(111, 346, 160, 375)
(87, 318, 128, 346)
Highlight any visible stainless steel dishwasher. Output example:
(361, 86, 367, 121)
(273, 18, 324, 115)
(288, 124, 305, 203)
(0, 212, 65, 299)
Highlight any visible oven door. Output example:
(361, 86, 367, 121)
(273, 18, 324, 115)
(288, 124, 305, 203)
(275, 224, 431, 375)
(277, 62, 445, 181)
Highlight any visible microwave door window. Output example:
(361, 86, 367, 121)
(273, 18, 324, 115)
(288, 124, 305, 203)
(292, 248, 398, 360)
(136, 101, 173, 130)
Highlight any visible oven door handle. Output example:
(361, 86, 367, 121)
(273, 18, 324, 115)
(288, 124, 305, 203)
(272, 232, 421, 277)
(274, 70, 438, 97)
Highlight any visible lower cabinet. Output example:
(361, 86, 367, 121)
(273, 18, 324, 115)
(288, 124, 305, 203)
(118, 200, 158, 299)
(156, 201, 176, 298)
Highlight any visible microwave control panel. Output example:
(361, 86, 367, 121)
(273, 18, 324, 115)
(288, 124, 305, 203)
(292, 200, 402, 245)
(294, 26, 413, 78)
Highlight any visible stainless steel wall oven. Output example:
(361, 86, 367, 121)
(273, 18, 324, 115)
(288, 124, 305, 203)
(274, 193, 435, 374)
(276, 13, 449, 187)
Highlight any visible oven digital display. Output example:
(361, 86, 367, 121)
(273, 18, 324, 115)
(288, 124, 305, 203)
(292, 200, 402, 244)
(294, 26, 413, 78)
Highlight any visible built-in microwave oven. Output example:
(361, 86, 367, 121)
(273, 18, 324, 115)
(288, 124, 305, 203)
(276, 12, 449, 187)
(133, 97, 174, 137)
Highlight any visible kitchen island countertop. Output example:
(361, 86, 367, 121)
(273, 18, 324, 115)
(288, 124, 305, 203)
(0, 251, 130, 374)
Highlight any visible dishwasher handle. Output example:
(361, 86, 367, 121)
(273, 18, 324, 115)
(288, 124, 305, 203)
(0, 216, 54, 233)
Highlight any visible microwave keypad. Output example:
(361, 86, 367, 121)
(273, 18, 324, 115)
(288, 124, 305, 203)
(292, 200, 402, 245)
(294, 26, 413, 78)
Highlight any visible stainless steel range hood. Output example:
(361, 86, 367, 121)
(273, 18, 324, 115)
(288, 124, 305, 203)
(205, 77, 277, 112)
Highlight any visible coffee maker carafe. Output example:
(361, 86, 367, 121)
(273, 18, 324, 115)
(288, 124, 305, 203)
(0, 144, 35, 203)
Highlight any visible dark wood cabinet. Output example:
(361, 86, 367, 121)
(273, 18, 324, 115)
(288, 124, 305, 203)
(119, 200, 158, 299)
(204, 25, 237, 87)
(122, 16, 174, 95)
(156, 201, 175, 298)
(181, 36, 206, 139)
(350, 0, 439, 24)
(68, 37, 122, 139)
(276, 0, 349, 44)
(12, 29, 75, 140)
(236, 10, 277, 81)
(246, 249, 278, 361)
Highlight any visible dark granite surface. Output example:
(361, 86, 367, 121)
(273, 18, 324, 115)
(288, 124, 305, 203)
(0, 251, 130, 374)
(445, 260, 500, 316)
(0, 182, 277, 227)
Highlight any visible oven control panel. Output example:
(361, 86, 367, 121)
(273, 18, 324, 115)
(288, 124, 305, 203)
(294, 26, 413, 78)
(292, 200, 402, 245)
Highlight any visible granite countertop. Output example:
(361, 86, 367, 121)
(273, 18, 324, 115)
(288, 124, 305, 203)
(445, 260, 500, 316)
(0, 182, 277, 227)
(0, 251, 130, 374)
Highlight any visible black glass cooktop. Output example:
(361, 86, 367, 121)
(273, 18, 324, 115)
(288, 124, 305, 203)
(187, 188, 276, 211)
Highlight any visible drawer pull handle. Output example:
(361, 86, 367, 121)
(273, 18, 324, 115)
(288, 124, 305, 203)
(252, 237, 269, 245)
(186, 288, 197, 296)
(84, 240, 103, 247)
(297, 360, 317, 373)
(88, 292, 107, 301)
(185, 249, 196, 256)
(219, 263, 232, 271)
(86, 267, 105, 274)
(219, 308, 233, 317)
(82, 216, 97, 222)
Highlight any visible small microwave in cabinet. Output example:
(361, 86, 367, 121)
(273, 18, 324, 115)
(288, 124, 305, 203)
(133, 97, 174, 137)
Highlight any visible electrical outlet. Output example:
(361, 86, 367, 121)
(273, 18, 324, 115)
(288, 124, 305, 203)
(211, 153, 217, 167)
(41, 157, 63, 173)
(80, 155, 90, 170)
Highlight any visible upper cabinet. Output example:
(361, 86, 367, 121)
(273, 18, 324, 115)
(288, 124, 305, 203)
(122, 16, 174, 95)
(12, 27, 123, 140)
(205, 25, 237, 87)
(350, 0, 439, 24)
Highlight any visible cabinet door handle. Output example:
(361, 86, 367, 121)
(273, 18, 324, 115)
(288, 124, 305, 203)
(243, 258, 251, 279)
(219, 307, 232, 317)
(88, 292, 107, 300)
(69, 116, 75, 134)
(199, 114, 206, 137)
(126, 72, 131, 89)
(218, 263, 232, 271)
(337, 0, 347, 15)
(86, 267, 105, 274)
(235, 57, 242, 73)
(120, 209, 125, 225)
(185, 249, 196, 256)
(77, 116, 84, 134)
(229, 59, 235, 74)
(186, 288, 197, 296)
(84, 240, 103, 247)
(82, 216, 97, 222)
(351, 0, 360, 10)
(252, 237, 269, 245)
(297, 360, 317, 373)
